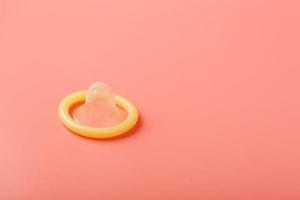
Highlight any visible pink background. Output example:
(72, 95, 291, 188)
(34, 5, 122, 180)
(1, 0, 300, 199)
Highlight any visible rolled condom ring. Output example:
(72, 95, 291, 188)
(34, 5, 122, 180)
(58, 82, 139, 139)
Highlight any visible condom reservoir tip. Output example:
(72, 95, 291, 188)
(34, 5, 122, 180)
(73, 82, 127, 127)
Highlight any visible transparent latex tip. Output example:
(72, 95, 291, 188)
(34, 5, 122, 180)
(73, 82, 127, 127)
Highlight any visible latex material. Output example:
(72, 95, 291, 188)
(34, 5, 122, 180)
(58, 83, 138, 139)
(73, 82, 127, 127)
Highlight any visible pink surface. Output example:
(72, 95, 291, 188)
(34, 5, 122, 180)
(1, 0, 300, 199)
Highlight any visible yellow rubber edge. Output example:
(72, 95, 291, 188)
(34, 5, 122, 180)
(58, 91, 139, 139)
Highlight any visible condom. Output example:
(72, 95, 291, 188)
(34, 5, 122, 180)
(58, 82, 139, 139)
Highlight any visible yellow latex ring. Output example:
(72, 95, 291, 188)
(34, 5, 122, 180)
(58, 91, 139, 139)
